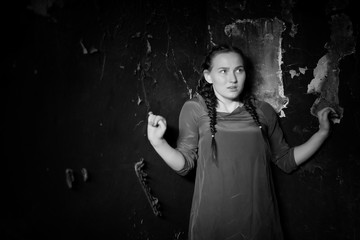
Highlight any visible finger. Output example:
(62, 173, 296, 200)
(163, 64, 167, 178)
(322, 108, 333, 117)
(318, 107, 331, 114)
(329, 111, 340, 120)
(158, 119, 167, 128)
(148, 114, 166, 127)
(153, 115, 165, 127)
(318, 107, 334, 118)
(147, 111, 153, 122)
(323, 108, 339, 118)
(318, 107, 340, 125)
(148, 114, 156, 126)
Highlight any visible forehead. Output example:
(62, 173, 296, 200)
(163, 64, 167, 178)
(211, 52, 244, 67)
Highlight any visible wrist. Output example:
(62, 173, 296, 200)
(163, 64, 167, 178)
(150, 138, 166, 148)
(316, 128, 330, 138)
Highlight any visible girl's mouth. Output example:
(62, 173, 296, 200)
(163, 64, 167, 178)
(227, 86, 237, 90)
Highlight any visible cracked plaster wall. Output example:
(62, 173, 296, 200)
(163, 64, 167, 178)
(4, 0, 360, 240)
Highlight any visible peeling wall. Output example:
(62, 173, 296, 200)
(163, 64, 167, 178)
(307, 14, 356, 122)
(4, 0, 360, 240)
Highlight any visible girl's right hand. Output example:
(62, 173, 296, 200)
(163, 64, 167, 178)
(147, 112, 167, 146)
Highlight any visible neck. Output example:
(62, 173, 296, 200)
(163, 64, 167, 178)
(216, 99, 243, 113)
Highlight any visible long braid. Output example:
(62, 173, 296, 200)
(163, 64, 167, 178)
(243, 96, 270, 146)
(208, 89, 218, 166)
(244, 97, 262, 129)
(196, 76, 218, 165)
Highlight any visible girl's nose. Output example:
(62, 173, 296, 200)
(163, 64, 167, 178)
(229, 72, 237, 83)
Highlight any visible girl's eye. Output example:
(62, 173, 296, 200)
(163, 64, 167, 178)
(219, 69, 227, 74)
(235, 68, 245, 73)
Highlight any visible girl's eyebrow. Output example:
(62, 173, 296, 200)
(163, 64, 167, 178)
(215, 67, 230, 71)
(216, 65, 244, 70)
(234, 65, 245, 70)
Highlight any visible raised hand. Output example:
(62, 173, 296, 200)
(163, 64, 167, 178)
(317, 107, 339, 135)
(147, 112, 167, 146)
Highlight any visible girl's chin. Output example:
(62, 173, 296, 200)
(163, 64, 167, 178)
(227, 92, 241, 98)
(214, 90, 241, 101)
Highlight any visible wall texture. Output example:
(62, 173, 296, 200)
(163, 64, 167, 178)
(3, 0, 359, 239)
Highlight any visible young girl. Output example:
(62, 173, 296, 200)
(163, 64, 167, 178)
(147, 44, 336, 240)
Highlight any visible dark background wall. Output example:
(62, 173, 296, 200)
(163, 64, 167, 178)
(3, 0, 359, 239)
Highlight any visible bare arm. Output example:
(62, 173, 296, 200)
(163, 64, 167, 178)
(294, 107, 338, 165)
(147, 112, 185, 171)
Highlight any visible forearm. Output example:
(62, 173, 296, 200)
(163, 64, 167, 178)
(294, 130, 329, 166)
(151, 139, 186, 171)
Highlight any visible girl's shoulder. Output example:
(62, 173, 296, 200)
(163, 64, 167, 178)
(254, 99, 280, 120)
(184, 93, 207, 109)
(180, 93, 208, 117)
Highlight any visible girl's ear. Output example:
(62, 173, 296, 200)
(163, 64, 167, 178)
(203, 70, 212, 84)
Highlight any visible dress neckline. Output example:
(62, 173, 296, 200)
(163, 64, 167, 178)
(217, 105, 244, 115)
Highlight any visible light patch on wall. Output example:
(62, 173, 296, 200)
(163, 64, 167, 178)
(308, 55, 329, 93)
(289, 70, 298, 78)
(299, 67, 307, 74)
(307, 14, 356, 123)
(225, 18, 288, 116)
(289, 67, 307, 78)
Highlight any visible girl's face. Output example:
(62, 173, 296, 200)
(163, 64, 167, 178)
(204, 52, 246, 103)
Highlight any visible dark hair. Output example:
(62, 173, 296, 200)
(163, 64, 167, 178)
(196, 44, 262, 166)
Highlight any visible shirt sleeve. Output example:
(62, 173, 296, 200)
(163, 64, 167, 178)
(258, 101, 298, 173)
(175, 99, 200, 176)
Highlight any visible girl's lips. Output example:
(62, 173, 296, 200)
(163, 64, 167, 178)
(227, 86, 237, 89)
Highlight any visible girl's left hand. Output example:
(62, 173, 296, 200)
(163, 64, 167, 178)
(317, 107, 338, 134)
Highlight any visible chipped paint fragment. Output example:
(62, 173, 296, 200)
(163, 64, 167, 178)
(80, 39, 88, 54)
(208, 25, 216, 47)
(81, 168, 89, 182)
(134, 158, 162, 217)
(298, 67, 307, 74)
(146, 39, 152, 54)
(289, 24, 298, 38)
(88, 47, 98, 54)
(307, 55, 329, 94)
(137, 95, 142, 105)
(289, 66, 307, 78)
(289, 69, 299, 78)
(65, 168, 74, 189)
